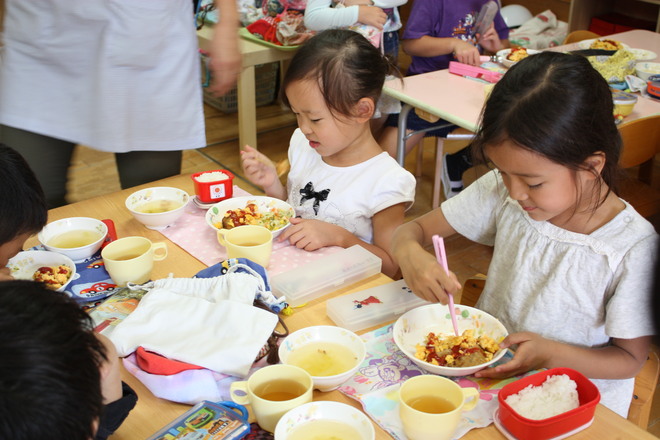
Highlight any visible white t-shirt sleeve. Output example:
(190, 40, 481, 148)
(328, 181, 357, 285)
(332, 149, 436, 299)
(441, 170, 503, 246)
(369, 159, 416, 215)
(304, 0, 359, 30)
(605, 233, 658, 339)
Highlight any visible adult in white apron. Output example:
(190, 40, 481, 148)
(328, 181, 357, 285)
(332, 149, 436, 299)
(0, 0, 241, 208)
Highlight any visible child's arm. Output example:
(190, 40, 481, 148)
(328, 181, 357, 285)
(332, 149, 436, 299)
(402, 36, 482, 67)
(277, 203, 405, 277)
(240, 145, 287, 200)
(476, 333, 652, 380)
(390, 206, 462, 303)
(304, 0, 387, 31)
(476, 23, 510, 54)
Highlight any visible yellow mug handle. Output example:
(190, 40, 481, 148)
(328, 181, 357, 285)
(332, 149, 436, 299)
(229, 380, 250, 405)
(461, 387, 480, 412)
(216, 230, 228, 246)
(152, 242, 168, 261)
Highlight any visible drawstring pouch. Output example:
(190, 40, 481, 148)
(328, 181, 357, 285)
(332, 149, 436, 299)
(109, 259, 285, 377)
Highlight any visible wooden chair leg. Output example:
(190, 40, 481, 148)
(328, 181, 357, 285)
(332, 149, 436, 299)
(432, 137, 445, 209)
(628, 346, 660, 429)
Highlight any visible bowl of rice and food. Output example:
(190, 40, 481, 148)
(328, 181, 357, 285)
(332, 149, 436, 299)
(206, 196, 295, 239)
(393, 303, 508, 377)
(497, 47, 541, 68)
(496, 368, 600, 440)
(7, 250, 77, 293)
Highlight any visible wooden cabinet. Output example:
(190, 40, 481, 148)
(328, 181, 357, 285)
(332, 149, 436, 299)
(568, 0, 660, 33)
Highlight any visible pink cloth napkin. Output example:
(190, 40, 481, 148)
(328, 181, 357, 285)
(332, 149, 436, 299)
(159, 187, 341, 276)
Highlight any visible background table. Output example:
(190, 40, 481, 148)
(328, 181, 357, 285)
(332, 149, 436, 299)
(197, 26, 298, 150)
(383, 29, 660, 166)
(26, 174, 659, 440)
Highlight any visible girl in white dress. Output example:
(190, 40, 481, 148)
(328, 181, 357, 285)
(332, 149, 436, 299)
(241, 29, 416, 277)
(391, 51, 658, 417)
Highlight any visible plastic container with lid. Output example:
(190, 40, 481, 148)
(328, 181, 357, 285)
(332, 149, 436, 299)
(612, 90, 638, 118)
(191, 169, 234, 204)
(327, 279, 430, 332)
(271, 245, 382, 307)
(496, 368, 600, 440)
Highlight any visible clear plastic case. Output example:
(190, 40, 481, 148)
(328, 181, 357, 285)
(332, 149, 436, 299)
(326, 279, 430, 332)
(271, 245, 382, 307)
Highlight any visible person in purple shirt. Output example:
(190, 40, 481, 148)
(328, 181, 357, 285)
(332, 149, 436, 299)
(380, 0, 509, 198)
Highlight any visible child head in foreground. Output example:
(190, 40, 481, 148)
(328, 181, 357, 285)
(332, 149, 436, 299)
(471, 50, 622, 224)
(0, 143, 48, 276)
(0, 280, 107, 440)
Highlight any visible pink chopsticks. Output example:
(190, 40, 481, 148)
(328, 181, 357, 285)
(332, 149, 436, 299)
(432, 235, 460, 336)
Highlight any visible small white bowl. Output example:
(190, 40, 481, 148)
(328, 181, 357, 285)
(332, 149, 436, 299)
(38, 217, 108, 262)
(274, 401, 375, 440)
(279, 325, 366, 392)
(7, 250, 77, 293)
(393, 304, 508, 377)
(125, 187, 190, 231)
(496, 48, 541, 68)
(206, 196, 294, 239)
(635, 62, 660, 82)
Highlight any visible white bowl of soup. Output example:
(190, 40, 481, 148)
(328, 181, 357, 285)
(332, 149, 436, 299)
(38, 217, 108, 261)
(125, 187, 190, 230)
(278, 325, 366, 392)
(274, 401, 375, 440)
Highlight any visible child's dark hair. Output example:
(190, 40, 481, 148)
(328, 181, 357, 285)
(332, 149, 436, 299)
(0, 144, 47, 244)
(471, 52, 622, 210)
(0, 281, 107, 440)
(281, 29, 400, 118)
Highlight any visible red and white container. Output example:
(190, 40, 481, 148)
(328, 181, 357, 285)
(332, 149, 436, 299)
(191, 170, 234, 203)
(497, 368, 600, 440)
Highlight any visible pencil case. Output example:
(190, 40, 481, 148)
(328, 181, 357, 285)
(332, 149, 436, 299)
(449, 61, 503, 83)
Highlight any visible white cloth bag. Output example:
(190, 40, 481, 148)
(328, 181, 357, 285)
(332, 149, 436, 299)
(109, 267, 279, 378)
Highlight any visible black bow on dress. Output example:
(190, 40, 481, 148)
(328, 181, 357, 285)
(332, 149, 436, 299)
(300, 182, 330, 215)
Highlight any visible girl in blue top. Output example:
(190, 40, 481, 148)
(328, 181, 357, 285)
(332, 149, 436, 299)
(391, 52, 658, 416)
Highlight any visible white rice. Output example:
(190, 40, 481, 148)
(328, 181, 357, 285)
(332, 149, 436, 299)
(195, 171, 230, 183)
(504, 374, 579, 420)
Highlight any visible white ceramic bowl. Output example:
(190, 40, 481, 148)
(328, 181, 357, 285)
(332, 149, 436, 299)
(497, 48, 541, 68)
(279, 325, 366, 392)
(274, 401, 375, 440)
(393, 304, 508, 377)
(635, 62, 660, 82)
(38, 217, 108, 261)
(576, 38, 630, 51)
(206, 196, 294, 239)
(125, 187, 190, 231)
(7, 250, 77, 293)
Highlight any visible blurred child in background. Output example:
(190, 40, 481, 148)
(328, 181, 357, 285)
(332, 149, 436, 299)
(380, 0, 510, 199)
(241, 29, 415, 277)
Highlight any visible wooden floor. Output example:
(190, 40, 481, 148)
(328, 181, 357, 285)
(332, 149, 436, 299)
(67, 101, 660, 437)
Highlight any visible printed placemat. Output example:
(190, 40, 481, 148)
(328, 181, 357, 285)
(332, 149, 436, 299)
(338, 324, 535, 440)
(158, 186, 341, 276)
